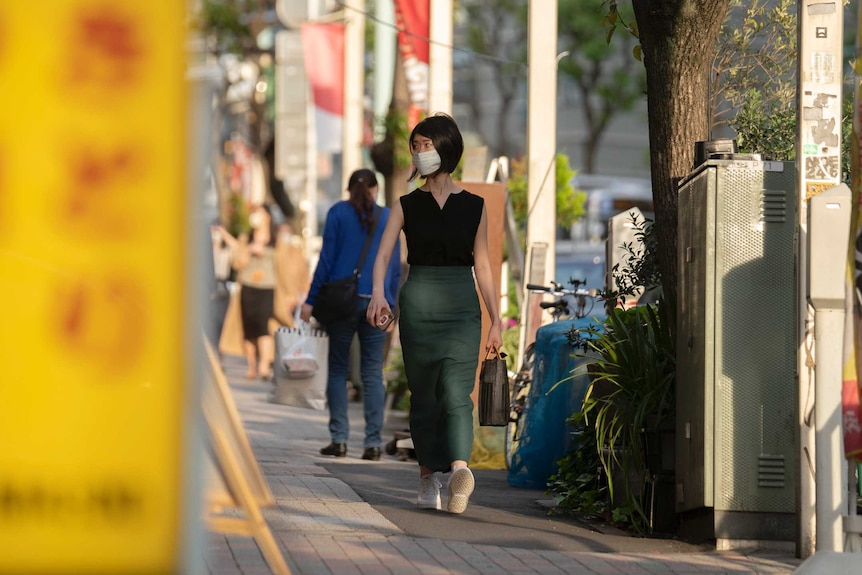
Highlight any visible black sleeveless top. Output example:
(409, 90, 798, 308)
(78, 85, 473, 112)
(400, 189, 484, 266)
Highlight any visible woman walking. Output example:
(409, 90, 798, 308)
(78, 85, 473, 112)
(215, 204, 279, 380)
(367, 113, 502, 514)
(301, 169, 401, 461)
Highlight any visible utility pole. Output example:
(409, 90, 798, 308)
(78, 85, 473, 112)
(428, 0, 453, 116)
(275, 1, 316, 240)
(796, 0, 845, 556)
(373, 1, 396, 143)
(525, 0, 558, 285)
(517, 0, 558, 368)
(342, 0, 365, 193)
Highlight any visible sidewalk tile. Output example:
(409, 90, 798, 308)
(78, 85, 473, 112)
(202, 355, 800, 575)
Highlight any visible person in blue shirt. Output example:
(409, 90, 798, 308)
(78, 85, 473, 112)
(300, 168, 401, 461)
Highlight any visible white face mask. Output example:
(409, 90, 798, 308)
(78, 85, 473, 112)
(412, 150, 442, 176)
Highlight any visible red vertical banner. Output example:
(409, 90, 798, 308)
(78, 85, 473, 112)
(394, 0, 429, 127)
(301, 22, 345, 153)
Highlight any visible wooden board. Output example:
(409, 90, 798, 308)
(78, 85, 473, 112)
(202, 336, 290, 575)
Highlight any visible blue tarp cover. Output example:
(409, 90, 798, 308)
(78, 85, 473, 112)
(507, 317, 597, 488)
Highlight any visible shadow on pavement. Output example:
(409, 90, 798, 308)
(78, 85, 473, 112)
(317, 401, 714, 554)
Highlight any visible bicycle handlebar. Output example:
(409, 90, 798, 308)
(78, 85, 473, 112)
(526, 283, 600, 298)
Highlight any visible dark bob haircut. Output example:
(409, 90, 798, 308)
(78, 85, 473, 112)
(408, 113, 464, 179)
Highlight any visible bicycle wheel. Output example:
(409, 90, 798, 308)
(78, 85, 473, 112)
(505, 343, 535, 470)
(505, 384, 529, 469)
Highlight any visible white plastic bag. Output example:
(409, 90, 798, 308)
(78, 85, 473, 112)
(280, 320, 319, 378)
(270, 318, 328, 410)
(211, 228, 233, 280)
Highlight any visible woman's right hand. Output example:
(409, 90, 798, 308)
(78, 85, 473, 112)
(212, 225, 230, 244)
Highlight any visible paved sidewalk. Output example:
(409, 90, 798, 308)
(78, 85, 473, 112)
(204, 355, 802, 575)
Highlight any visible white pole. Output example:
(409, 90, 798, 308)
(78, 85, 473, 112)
(813, 309, 848, 551)
(305, 55, 319, 242)
(342, 0, 365, 194)
(304, 0, 319, 241)
(525, 0, 558, 290)
(374, 0, 396, 142)
(428, 0, 453, 116)
(809, 184, 852, 553)
(516, 0, 558, 370)
(797, 0, 844, 556)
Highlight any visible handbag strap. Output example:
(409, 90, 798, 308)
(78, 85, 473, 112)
(484, 345, 506, 361)
(353, 206, 380, 277)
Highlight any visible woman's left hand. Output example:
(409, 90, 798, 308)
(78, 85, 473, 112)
(299, 303, 313, 323)
(486, 320, 502, 352)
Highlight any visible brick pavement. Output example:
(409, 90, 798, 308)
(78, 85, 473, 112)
(204, 355, 802, 575)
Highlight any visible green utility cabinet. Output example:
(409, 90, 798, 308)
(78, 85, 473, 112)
(676, 159, 797, 543)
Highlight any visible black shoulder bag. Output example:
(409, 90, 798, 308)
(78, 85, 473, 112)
(311, 208, 380, 324)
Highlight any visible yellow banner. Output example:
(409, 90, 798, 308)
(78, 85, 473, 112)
(0, 2, 188, 572)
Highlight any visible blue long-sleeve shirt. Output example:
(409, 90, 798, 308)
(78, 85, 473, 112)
(306, 201, 401, 309)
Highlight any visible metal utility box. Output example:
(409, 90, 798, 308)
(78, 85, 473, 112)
(808, 183, 852, 310)
(676, 159, 797, 543)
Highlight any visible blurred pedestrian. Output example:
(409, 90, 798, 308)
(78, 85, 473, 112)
(273, 221, 309, 328)
(215, 204, 278, 380)
(366, 113, 502, 514)
(207, 217, 233, 353)
(301, 169, 402, 461)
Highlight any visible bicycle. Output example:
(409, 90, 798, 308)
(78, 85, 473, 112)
(505, 279, 601, 470)
(528, 279, 601, 323)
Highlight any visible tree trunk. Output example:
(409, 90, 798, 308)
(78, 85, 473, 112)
(496, 92, 513, 158)
(370, 48, 411, 208)
(584, 134, 597, 174)
(630, 0, 729, 334)
(386, 47, 411, 208)
(580, 82, 597, 174)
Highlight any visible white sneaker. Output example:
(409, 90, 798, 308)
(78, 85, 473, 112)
(447, 467, 475, 514)
(417, 473, 441, 510)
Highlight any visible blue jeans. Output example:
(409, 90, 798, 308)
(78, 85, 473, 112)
(325, 297, 387, 448)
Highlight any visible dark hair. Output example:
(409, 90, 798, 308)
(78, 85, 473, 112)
(408, 113, 464, 180)
(347, 168, 378, 229)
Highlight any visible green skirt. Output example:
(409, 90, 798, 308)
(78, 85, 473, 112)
(399, 265, 481, 472)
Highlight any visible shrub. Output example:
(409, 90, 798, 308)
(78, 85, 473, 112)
(576, 302, 675, 534)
